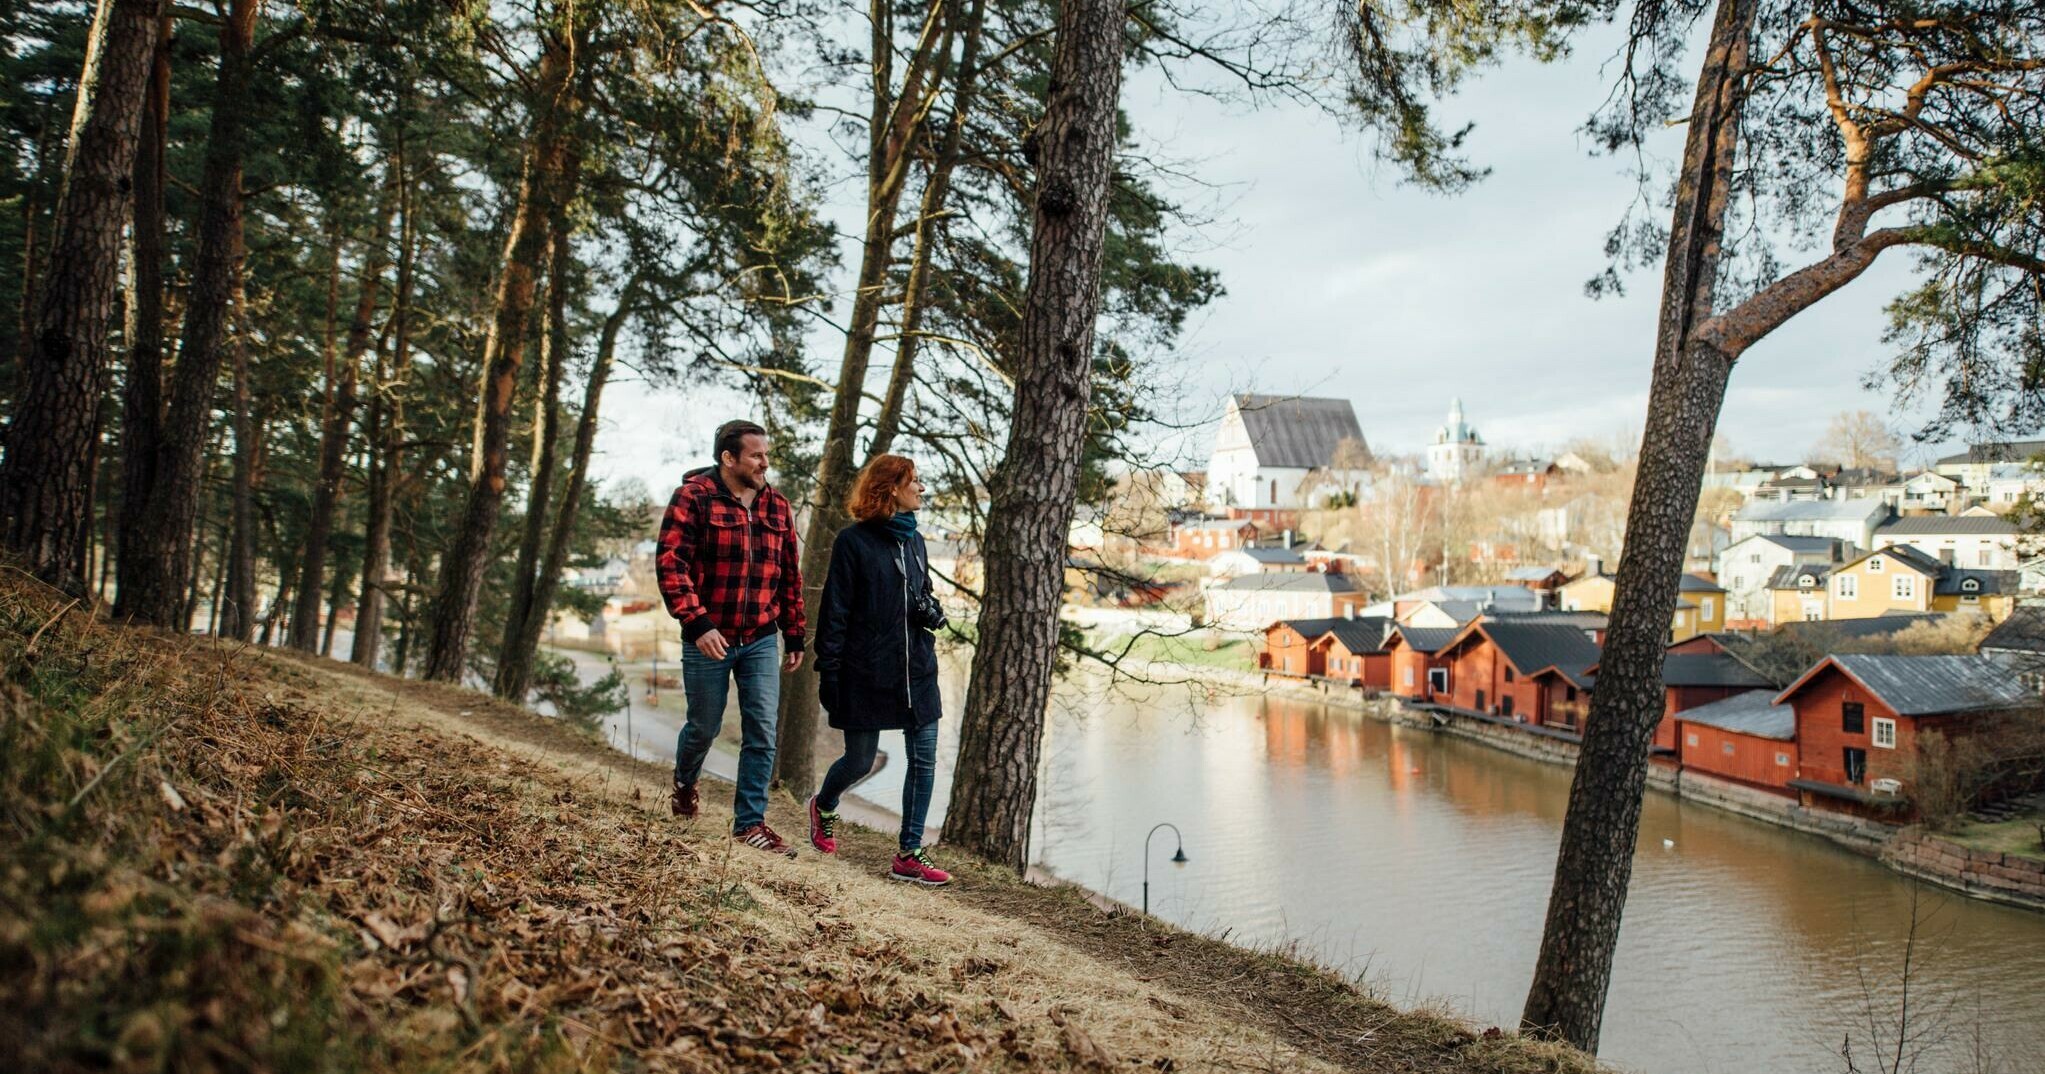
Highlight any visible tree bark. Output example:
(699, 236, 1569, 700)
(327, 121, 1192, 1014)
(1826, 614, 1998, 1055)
(422, 23, 578, 682)
(116, 11, 171, 597)
(221, 285, 258, 642)
(0, 0, 166, 590)
(292, 179, 396, 651)
(494, 198, 576, 700)
(116, 0, 258, 626)
(940, 0, 1124, 872)
(353, 139, 417, 669)
(501, 277, 638, 702)
(1520, 0, 1756, 1052)
(775, 0, 966, 791)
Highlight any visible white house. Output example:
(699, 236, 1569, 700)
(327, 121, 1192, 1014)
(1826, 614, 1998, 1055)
(1202, 572, 1365, 633)
(1897, 471, 1962, 513)
(1730, 498, 1891, 551)
(1208, 546, 1309, 578)
(1206, 394, 1367, 514)
(1873, 515, 2019, 571)
(1714, 534, 1848, 622)
(1426, 397, 1485, 482)
(1982, 463, 2045, 508)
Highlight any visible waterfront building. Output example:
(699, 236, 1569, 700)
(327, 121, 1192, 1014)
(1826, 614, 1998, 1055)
(1671, 691, 1800, 795)
(1312, 618, 1395, 689)
(1205, 572, 1366, 633)
(1383, 625, 1458, 701)
(1432, 618, 1601, 727)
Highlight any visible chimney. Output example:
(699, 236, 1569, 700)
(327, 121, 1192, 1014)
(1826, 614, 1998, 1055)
(1345, 605, 1356, 620)
(1585, 553, 1604, 578)
(1283, 528, 1293, 549)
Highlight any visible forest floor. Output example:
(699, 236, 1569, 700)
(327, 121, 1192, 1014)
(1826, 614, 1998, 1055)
(1, 570, 1609, 1073)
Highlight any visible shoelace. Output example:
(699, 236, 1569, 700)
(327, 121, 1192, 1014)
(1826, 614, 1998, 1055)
(743, 826, 784, 849)
(816, 812, 837, 839)
(906, 847, 937, 868)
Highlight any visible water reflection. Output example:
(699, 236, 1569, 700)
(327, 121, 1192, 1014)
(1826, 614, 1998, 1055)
(858, 662, 2045, 1074)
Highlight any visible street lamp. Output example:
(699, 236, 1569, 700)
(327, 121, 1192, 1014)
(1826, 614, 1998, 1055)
(1143, 822, 1189, 916)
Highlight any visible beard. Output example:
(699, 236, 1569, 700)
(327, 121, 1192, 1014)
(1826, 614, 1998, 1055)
(736, 467, 767, 490)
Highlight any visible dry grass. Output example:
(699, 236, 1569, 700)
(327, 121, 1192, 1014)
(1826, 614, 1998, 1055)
(0, 567, 1607, 1073)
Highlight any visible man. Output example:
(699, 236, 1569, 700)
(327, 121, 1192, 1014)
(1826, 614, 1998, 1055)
(656, 419, 806, 855)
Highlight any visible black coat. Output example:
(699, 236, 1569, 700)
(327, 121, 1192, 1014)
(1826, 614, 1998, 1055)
(812, 520, 944, 731)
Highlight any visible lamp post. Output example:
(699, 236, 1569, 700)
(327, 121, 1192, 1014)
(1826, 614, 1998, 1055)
(1143, 822, 1188, 916)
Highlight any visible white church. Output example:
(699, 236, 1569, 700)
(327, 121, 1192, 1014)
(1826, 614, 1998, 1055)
(1427, 397, 1486, 482)
(1206, 394, 1368, 518)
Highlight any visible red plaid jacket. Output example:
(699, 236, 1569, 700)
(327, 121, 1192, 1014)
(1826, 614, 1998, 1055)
(655, 468, 806, 652)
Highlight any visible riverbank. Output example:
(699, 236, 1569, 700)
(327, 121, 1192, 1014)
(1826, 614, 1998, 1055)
(0, 578, 1606, 1074)
(1127, 649, 2045, 912)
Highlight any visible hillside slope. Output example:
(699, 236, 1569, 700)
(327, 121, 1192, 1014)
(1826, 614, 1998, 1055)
(0, 575, 1604, 1073)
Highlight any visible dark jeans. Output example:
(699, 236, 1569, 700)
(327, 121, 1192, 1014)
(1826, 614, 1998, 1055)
(673, 634, 781, 833)
(816, 720, 941, 852)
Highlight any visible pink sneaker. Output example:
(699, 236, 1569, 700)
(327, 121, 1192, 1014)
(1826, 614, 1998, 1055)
(807, 795, 838, 854)
(890, 847, 951, 886)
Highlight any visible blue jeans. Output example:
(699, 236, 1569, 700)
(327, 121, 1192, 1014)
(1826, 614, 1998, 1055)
(816, 721, 941, 852)
(673, 634, 781, 833)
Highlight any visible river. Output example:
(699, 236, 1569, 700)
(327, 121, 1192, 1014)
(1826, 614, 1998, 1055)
(564, 646, 2045, 1074)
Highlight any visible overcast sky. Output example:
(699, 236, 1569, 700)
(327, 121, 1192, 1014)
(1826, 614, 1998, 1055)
(590, 18, 1955, 498)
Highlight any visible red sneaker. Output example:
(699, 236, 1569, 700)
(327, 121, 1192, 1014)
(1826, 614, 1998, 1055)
(735, 823, 796, 858)
(671, 780, 699, 819)
(890, 847, 951, 886)
(807, 796, 838, 854)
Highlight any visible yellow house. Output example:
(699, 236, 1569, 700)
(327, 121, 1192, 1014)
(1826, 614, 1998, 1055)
(1766, 563, 1832, 624)
(1559, 571, 1726, 641)
(1827, 545, 2018, 622)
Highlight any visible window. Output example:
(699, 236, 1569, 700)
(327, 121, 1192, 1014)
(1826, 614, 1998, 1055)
(1872, 718, 1897, 749)
(1776, 752, 1791, 767)
(1844, 747, 1868, 784)
(1403, 666, 1415, 686)
(1723, 741, 1736, 756)
(1837, 575, 1858, 599)
(1566, 686, 1577, 702)
(1686, 732, 1699, 748)
(1962, 577, 1980, 592)
(1868, 556, 1884, 573)
(1750, 553, 1762, 564)
(1504, 666, 1515, 683)
(1428, 667, 1449, 694)
(1843, 701, 1865, 734)
(1476, 689, 1487, 711)
(1701, 597, 1715, 620)
(1894, 574, 1915, 600)
(1502, 696, 1515, 717)
(1978, 548, 1993, 567)
(1799, 575, 1814, 589)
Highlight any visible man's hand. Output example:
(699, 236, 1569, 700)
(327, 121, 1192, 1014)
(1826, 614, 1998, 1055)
(695, 629, 729, 660)
(783, 650, 805, 673)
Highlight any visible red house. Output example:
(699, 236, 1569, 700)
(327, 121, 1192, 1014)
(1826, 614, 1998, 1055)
(1652, 653, 1776, 752)
(1314, 617, 1393, 689)
(1384, 625, 1458, 700)
(1257, 617, 1347, 678)
(1168, 518, 1259, 560)
(1777, 654, 2032, 819)
(1433, 618, 1602, 727)
(1670, 691, 1799, 794)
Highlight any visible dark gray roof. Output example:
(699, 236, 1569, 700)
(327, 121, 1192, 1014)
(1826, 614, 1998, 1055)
(1934, 569, 2017, 597)
(1755, 535, 1846, 554)
(1936, 440, 2045, 466)
(1388, 625, 1459, 653)
(1231, 394, 1367, 469)
(1981, 606, 2045, 654)
(1877, 516, 2019, 536)
(1489, 611, 1609, 630)
(1676, 691, 1795, 740)
(1795, 654, 2033, 716)
(1831, 468, 1901, 487)
(1662, 654, 1775, 689)
(1866, 544, 1945, 574)
(1218, 572, 1360, 593)
(1767, 564, 1832, 589)
(1678, 573, 1726, 592)
(1275, 617, 1349, 639)
(1779, 613, 1942, 641)
(1235, 547, 1308, 564)
(1319, 617, 1393, 654)
(1475, 621, 1603, 678)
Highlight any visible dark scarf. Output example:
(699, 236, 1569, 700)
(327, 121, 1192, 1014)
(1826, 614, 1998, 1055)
(883, 511, 918, 542)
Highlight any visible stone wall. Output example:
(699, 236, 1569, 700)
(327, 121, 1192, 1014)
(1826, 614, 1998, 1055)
(1882, 831, 2045, 911)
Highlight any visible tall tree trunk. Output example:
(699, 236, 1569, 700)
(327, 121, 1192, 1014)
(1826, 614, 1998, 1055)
(221, 288, 258, 642)
(776, 0, 964, 790)
(353, 140, 417, 669)
(495, 204, 576, 701)
(501, 276, 637, 702)
(940, 0, 1124, 872)
(1519, 0, 1756, 1052)
(0, 0, 166, 590)
(116, 0, 258, 626)
(422, 25, 578, 682)
(293, 182, 395, 651)
(116, 11, 171, 595)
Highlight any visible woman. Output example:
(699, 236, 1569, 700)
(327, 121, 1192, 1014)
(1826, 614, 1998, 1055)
(807, 454, 951, 885)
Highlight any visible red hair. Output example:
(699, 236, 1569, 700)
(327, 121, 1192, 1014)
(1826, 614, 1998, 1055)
(849, 454, 916, 522)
